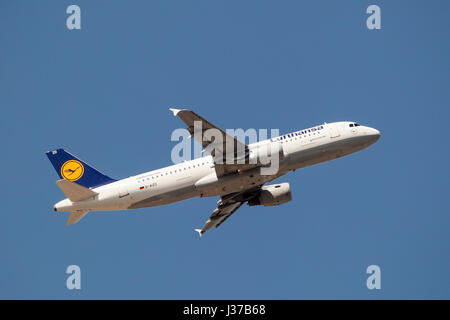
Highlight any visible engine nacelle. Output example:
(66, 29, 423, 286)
(248, 182, 292, 207)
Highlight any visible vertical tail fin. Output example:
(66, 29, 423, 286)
(46, 149, 116, 189)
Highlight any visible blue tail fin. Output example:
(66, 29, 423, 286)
(46, 148, 116, 189)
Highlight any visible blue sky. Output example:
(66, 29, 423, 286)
(1, 1, 449, 299)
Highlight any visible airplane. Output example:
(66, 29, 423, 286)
(46, 108, 380, 236)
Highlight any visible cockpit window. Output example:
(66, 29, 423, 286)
(354, 123, 360, 127)
(349, 124, 354, 127)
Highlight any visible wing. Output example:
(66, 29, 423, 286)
(169, 108, 255, 176)
(194, 187, 262, 236)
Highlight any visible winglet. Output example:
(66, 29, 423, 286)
(169, 108, 182, 116)
(194, 228, 203, 237)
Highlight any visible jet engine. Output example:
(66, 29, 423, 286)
(248, 182, 292, 207)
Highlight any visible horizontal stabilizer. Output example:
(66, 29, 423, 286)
(56, 179, 98, 202)
(67, 210, 89, 226)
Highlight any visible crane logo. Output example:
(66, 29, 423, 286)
(61, 160, 84, 181)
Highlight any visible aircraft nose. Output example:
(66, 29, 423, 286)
(370, 127, 380, 136)
(366, 127, 381, 143)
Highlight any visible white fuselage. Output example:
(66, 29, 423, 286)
(54, 122, 380, 213)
